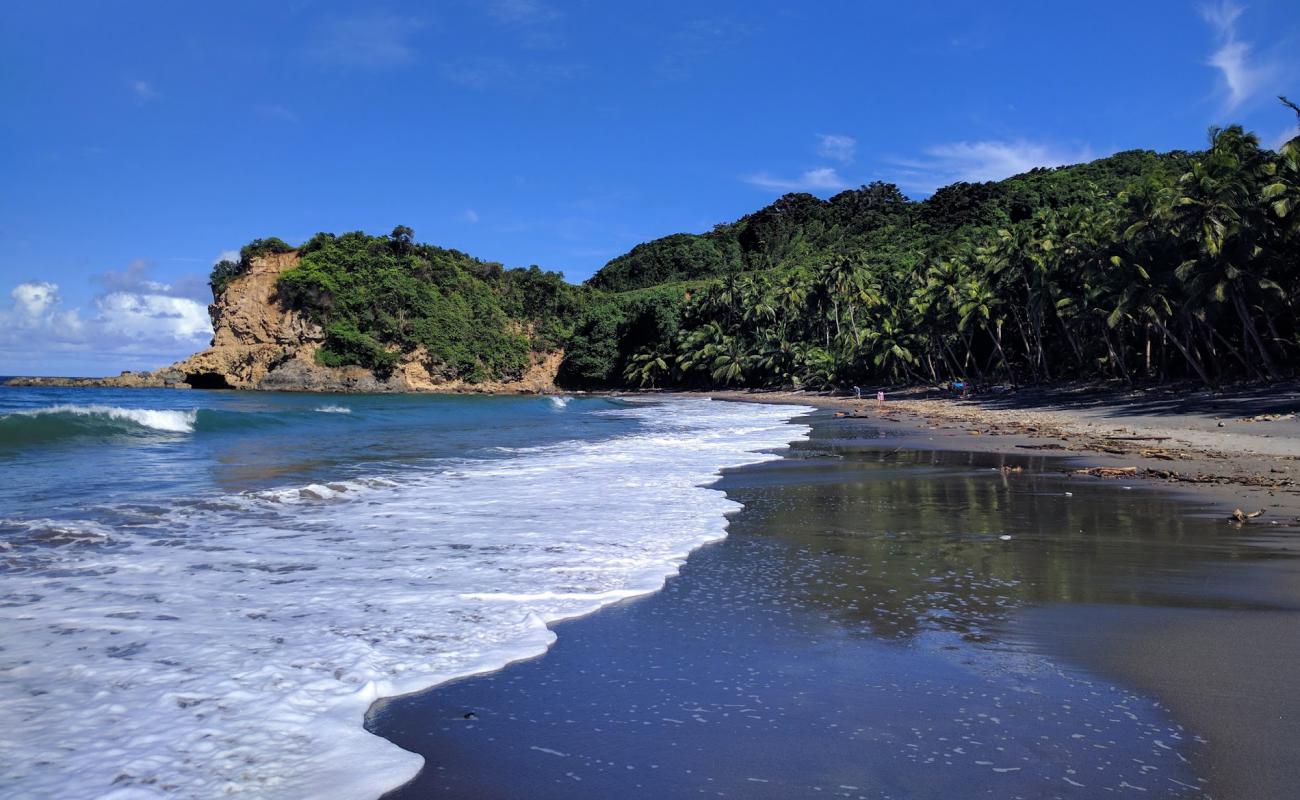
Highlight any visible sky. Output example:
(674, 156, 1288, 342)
(1, 1, 1298, 376)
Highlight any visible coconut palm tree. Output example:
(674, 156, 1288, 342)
(623, 348, 672, 388)
(1172, 126, 1280, 377)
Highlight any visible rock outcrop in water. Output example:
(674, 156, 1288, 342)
(8, 251, 563, 393)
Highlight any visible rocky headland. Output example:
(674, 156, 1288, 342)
(7, 251, 563, 394)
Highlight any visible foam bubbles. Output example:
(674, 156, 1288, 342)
(0, 398, 809, 799)
(4, 404, 197, 433)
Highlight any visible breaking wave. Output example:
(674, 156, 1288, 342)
(0, 397, 811, 799)
(0, 404, 197, 445)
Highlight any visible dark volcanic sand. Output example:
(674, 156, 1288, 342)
(368, 415, 1300, 799)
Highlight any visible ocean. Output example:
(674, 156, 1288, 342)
(0, 387, 810, 799)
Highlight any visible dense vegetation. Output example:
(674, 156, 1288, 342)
(214, 227, 582, 382)
(213, 114, 1300, 391)
(576, 121, 1300, 390)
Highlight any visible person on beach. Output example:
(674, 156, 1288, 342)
(853, 386, 862, 400)
(876, 390, 885, 410)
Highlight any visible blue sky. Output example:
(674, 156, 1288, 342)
(2, 0, 1298, 375)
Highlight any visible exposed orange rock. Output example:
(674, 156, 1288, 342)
(8, 252, 563, 394)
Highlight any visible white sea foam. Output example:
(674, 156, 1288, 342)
(0, 398, 809, 799)
(315, 405, 352, 414)
(548, 395, 571, 408)
(5, 404, 197, 433)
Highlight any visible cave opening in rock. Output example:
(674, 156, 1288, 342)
(184, 372, 233, 390)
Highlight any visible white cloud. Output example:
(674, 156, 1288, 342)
(1, 270, 213, 376)
(889, 140, 1094, 195)
(129, 79, 157, 102)
(461, 209, 480, 223)
(94, 292, 212, 342)
(12, 281, 59, 317)
(302, 13, 425, 69)
(1200, 1, 1273, 112)
(816, 134, 857, 164)
(744, 167, 848, 193)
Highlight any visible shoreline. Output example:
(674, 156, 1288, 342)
(371, 405, 1300, 798)
(704, 384, 1300, 524)
(13, 375, 1294, 519)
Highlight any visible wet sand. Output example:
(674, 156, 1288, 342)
(709, 383, 1300, 524)
(369, 413, 1300, 798)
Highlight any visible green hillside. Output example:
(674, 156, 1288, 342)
(212, 121, 1300, 391)
(567, 125, 1297, 390)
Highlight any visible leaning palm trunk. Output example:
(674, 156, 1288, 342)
(1100, 327, 1130, 384)
(1147, 313, 1213, 386)
(1231, 290, 1279, 378)
(1201, 317, 1260, 379)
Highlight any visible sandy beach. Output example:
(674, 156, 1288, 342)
(371, 402, 1300, 799)
(709, 381, 1300, 524)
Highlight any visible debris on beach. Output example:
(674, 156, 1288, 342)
(1072, 466, 1138, 478)
(1229, 508, 1265, 523)
(1139, 449, 1175, 460)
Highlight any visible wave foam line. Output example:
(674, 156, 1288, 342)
(3, 404, 197, 433)
(0, 397, 811, 800)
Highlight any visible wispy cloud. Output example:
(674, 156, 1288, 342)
(302, 13, 426, 69)
(129, 79, 157, 102)
(660, 19, 744, 80)
(482, 0, 564, 50)
(745, 167, 848, 193)
(487, 0, 557, 24)
(461, 209, 480, 223)
(1273, 124, 1300, 150)
(440, 56, 515, 89)
(1200, 1, 1274, 112)
(439, 56, 579, 90)
(889, 140, 1094, 195)
(92, 259, 209, 302)
(816, 134, 856, 164)
(255, 104, 299, 123)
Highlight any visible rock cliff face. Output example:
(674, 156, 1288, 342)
(168, 251, 325, 389)
(9, 252, 563, 394)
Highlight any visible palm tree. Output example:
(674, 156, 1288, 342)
(623, 348, 671, 388)
(1172, 125, 1280, 377)
(709, 337, 750, 385)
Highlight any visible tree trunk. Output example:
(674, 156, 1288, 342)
(1145, 329, 1152, 378)
(1232, 290, 1279, 378)
(1101, 327, 1130, 384)
(1149, 315, 1214, 386)
(1202, 318, 1259, 378)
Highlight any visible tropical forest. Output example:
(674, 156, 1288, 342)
(215, 114, 1300, 392)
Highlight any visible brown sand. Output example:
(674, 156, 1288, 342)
(704, 382, 1300, 525)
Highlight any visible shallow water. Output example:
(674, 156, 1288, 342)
(0, 389, 810, 799)
(372, 415, 1300, 799)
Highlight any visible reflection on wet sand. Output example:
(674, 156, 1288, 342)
(370, 417, 1300, 799)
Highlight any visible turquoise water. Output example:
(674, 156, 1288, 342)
(1, 388, 636, 516)
(0, 387, 810, 799)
